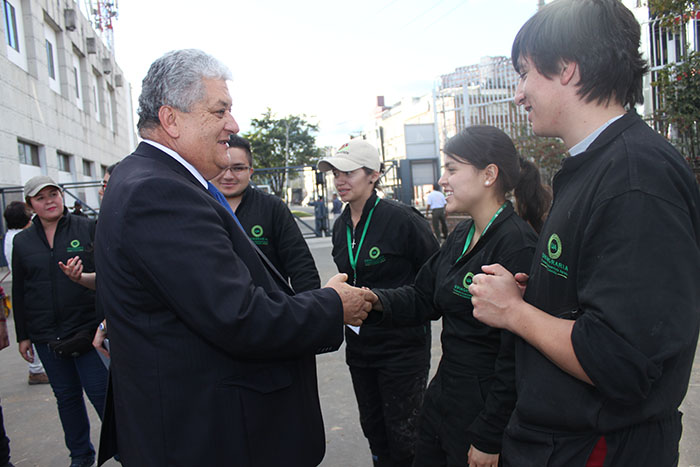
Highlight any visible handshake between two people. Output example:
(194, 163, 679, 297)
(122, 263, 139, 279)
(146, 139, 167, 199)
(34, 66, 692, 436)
(324, 273, 379, 326)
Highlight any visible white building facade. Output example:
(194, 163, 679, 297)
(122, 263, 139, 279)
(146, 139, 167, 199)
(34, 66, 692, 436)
(1, 0, 135, 208)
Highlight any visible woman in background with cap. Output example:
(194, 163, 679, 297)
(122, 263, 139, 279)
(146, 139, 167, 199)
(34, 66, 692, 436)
(369, 126, 551, 467)
(318, 140, 439, 467)
(11, 176, 107, 467)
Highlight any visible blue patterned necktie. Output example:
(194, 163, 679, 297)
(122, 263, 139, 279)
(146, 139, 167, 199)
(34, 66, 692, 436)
(207, 181, 245, 231)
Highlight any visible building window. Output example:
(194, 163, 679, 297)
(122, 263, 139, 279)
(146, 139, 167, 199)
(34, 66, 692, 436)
(58, 151, 72, 172)
(73, 67, 79, 98)
(4, 0, 19, 51)
(72, 52, 84, 110)
(106, 84, 115, 132)
(82, 159, 94, 177)
(46, 40, 55, 79)
(100, 164, 108, 176)
(18, 141, 40, 166)
(4, 0, 25, 69)
(91, 71, 101, 123)
(44, 23, 60, 93)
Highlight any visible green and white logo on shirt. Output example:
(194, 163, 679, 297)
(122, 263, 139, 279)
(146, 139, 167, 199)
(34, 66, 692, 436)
(548, 234, 562, 259)
(452, 272, 474, 301)
(540, 233, 568, 279)
(251, 225, 264, 238)
(249, 225, 269, 246)
(363, 246, 385, 266)
(462, 272, 474, 288)
(67, 239, 84, 253)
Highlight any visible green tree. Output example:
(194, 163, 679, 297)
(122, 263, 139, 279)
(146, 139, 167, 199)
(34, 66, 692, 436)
(653, 52, 700, 162)
(243, 109, 322, 197)
(649, 0, 698, 25)
(649, 0, 700, 167)
(511, 124, 569, 185)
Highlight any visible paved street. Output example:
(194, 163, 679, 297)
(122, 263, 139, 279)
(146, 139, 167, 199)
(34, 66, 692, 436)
(0, 236, 698, 466)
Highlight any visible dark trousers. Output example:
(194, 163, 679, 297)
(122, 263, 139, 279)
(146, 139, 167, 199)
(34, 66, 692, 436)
(349, 365, 428, 467)
(413, 366, 493, 467)
(431, 208, 447, 240)
(502, 410, 683, 467)
(35, 344, 108, 461)
(0, 400, 9, 465)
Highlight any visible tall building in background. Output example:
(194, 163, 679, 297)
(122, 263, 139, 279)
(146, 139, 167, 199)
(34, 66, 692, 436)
(364, 94, 440, 205)
(1, 0, 135, 209)
(363, 2, 700, 205)
(434, 56, 526, 144)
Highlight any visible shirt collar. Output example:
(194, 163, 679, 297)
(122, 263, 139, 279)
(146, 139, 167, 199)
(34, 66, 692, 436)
(569, 114, 625, 157)
(142, 139, 208, 188)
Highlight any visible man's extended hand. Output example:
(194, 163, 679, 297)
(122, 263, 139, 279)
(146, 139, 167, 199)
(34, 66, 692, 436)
(325, 274, 375, 326)
(468, 263, 525, 331)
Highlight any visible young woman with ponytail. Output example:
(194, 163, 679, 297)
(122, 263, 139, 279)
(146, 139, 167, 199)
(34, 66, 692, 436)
(368, 125, 551, 467)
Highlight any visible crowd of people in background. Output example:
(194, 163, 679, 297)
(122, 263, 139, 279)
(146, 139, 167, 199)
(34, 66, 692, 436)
(0, 0, 699, 466)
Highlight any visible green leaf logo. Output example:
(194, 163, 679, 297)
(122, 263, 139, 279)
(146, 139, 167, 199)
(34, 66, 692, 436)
(548, 234, 562, 260)
(251, 225, 264, 238)
(463, 272, 474, 288)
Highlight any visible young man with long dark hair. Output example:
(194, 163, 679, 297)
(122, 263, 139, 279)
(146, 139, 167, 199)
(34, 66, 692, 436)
(469, 1, 700, 465)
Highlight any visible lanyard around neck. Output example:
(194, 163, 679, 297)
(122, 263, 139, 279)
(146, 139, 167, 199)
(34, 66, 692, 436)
(455, 202, 508, 264)
(346, 197, 381, 285)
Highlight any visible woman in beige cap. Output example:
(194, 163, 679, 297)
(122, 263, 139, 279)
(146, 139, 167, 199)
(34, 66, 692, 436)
(11, 175, 106, 467)
(319, 140, 439, 467)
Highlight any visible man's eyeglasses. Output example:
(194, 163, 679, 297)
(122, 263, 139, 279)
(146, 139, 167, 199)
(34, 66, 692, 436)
(222, 166, 251, 174)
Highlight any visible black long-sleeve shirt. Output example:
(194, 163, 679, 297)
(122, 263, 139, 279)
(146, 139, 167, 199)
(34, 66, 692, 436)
(236, 186, 320, 292)
(373, 201, 537, 453)
(332, 191, 439, 368)
(515, 112, 700, 438)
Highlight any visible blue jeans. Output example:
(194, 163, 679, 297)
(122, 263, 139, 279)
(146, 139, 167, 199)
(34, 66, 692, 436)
(0, 399, 9, 465)
(35, 344, 108, 460)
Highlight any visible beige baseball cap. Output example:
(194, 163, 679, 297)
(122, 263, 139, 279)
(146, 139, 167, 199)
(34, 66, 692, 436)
(24, 175, 61, 198)
(318, 139, 381, 173)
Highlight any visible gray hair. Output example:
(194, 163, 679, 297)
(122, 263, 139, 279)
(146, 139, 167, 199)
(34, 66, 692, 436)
(137, 49, 232, 135)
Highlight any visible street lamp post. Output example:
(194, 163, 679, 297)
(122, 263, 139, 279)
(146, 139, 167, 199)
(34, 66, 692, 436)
(283, 118, 289, 203)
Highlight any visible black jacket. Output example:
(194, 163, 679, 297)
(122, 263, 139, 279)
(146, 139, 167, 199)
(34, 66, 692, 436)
(12, 209, 98, 343)
(332, 191, 439, 368)
(507, 112, 700, 464)
(236, 185, 320, 292)
(95, 142, 343, 467)
(374, 202, 537, 453)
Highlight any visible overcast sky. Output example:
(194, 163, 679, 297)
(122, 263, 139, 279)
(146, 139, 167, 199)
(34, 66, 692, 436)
(110, 0, 540, 147)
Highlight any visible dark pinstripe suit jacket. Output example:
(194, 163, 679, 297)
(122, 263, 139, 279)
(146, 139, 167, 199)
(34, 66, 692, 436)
(96, 142, 343, 467)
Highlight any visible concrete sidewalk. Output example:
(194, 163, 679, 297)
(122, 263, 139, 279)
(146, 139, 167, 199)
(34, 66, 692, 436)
(1, 239, 699, 466)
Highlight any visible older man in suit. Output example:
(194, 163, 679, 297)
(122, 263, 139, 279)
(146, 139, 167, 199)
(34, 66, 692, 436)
(95, 49, 372, 467)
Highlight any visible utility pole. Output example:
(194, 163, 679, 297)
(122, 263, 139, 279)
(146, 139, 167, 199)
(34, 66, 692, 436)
(283, 118, 289, 203)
